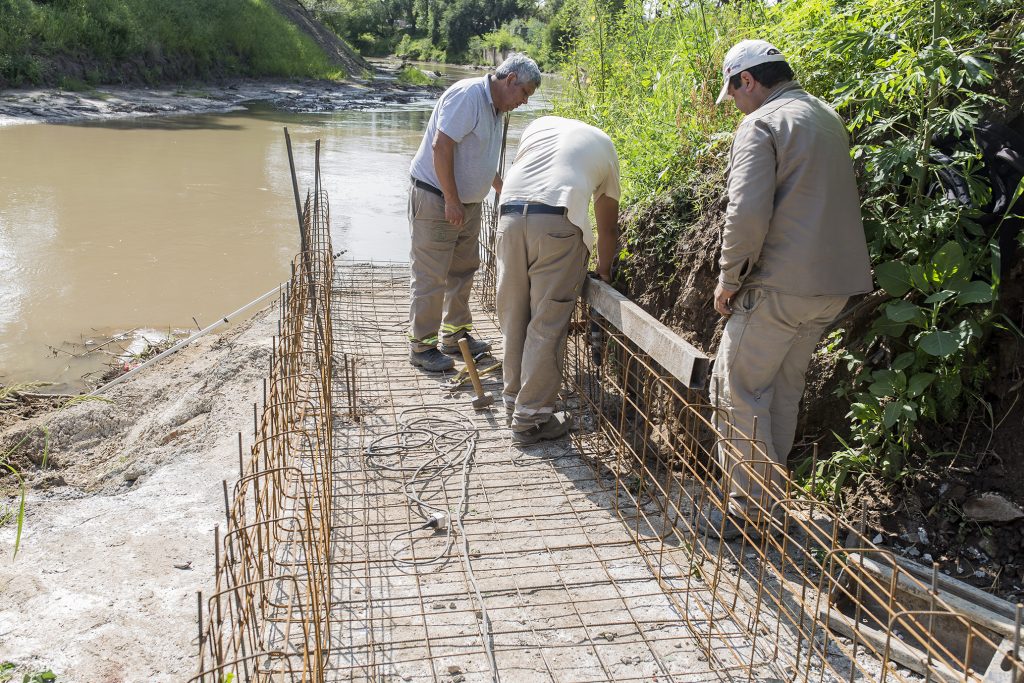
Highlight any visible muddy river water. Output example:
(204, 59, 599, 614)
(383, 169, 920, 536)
(0, 69, 556, 390)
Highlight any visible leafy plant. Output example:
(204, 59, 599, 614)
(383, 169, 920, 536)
(796, 0, 1020, 479)
(0, 658, 56, 681)
(555, 0, 1022, 494)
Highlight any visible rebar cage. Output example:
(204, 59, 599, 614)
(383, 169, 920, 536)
(477, 201, 1024, 682)
(190, 140, 336, 682)
(189, 170, 1024, 682)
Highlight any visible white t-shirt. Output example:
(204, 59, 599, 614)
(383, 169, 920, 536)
(501, 116, 621, 253)
(409, 75, 503, 204)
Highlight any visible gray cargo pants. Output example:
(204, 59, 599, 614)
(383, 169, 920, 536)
(496, 211, 588, 431)
(407, 181, 483, 352)
(710, 287, 847, 520)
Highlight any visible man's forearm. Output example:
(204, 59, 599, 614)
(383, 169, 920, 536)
(432, 132, 460, 203)
(594, 195, 619, 279)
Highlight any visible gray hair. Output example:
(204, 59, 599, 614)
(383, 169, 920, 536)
(495, 53, 542, 88)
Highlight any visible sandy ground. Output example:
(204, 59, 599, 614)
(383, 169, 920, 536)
(0, 305, 277, 681)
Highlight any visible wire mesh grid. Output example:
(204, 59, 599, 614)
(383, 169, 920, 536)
(564, 304, 1024, 682)
(192, 181, 1024, 682)
(326, 259, 748, 682)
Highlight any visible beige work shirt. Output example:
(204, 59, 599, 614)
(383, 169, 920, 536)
(719, 82, 873, 296)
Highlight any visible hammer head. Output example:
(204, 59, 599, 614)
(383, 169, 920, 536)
(472, 393, 495, 410)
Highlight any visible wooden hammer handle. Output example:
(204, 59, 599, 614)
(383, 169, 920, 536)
(457, 338, 486, 399)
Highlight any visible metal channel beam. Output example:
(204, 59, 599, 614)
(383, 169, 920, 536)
(582, 277, 711, 389)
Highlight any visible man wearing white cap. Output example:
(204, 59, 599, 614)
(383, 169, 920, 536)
(704, 39, 873, 540)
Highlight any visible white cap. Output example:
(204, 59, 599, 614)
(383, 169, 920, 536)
(715, 39, 787, 105)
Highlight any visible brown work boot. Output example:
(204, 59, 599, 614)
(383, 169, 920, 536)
(511, 412, 571, 445)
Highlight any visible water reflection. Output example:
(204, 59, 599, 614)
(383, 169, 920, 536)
(0, 68, 558, 389)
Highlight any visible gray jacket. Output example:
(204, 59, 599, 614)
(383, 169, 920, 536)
(719, 82, 873, 296)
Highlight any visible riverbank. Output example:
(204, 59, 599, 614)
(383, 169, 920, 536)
(0, 304, 276, 680)
(0, 74, 440, 126)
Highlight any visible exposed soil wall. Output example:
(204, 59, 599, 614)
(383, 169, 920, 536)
(618, 170, 1024, 601)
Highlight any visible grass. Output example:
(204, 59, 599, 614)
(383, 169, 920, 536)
(396, 65, 439, 86)
(0, 0, 345, 87)
(1, 435, 31, 559)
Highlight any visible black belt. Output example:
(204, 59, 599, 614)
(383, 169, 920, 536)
(411, 177, 444, 198)
(499, 202, 567, 216)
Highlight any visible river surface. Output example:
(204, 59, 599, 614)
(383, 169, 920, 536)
(0, 67, 558, 390)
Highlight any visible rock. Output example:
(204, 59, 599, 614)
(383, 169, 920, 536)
(963, 493, 1024, 523)
(978, 537, 999, 558)
(447, 665, 462, 674)
(906, 547, 920, 558)
(917, 527, 929, 545)
(123, 467, 146, 482)
(922, 553, 933, 563)
(35, 472, 67, 488)
(872, 534, 884, 544)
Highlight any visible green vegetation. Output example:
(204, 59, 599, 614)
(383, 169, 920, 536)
(308, 0, 572, 65)
(555, 0, 1024, 497)
(396, 64, 439, 86)
(0, 0, 345, 87)
(0, 663, 57, 683)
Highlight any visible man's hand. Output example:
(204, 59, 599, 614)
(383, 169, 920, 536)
(432, 131, 463, 225)
(444, 198, 465, 226)
(714, 283, 738, 317)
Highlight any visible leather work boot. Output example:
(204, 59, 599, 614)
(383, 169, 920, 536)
(409, 348, 455, 372)
(511, 412, 571, 445)
(440, 333, 492, 356)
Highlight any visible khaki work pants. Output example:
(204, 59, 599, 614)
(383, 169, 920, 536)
(496, 212, 588, 431)
(709, 287, 847, 519)
(407, 182, 483, 352)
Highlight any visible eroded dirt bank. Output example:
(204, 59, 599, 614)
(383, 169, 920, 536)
(620, 186, 1024, 603)
(0, 305, 276, 681)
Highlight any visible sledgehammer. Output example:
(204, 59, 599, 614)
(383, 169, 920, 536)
(457, 338, 494, 410)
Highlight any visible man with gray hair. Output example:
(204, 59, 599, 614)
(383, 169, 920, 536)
(703, 39, 872, 540)
(407, 53, 541, 372)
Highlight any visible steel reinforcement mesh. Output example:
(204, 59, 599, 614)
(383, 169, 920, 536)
(190, 144, 336, 682)
(191, 186, 1024, 681)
